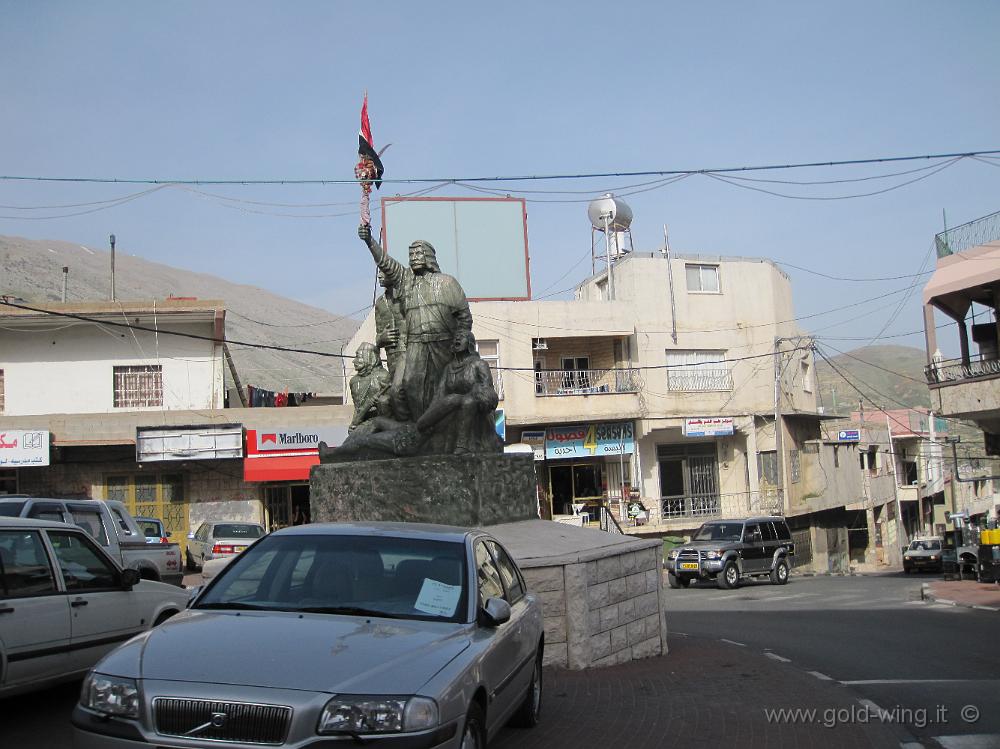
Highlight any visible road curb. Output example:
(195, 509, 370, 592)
(921, 582, 1000, 612)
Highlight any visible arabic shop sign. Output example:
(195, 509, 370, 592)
(684, 417, 734, 438)
(544, 422, 634, 459)
(0, 430, 50, 467)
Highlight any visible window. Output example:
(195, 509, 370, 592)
(761, 522, 778, 542)
(0, 470, 19, 496)
(774, 522, 792, 541)
(48, 531, 119, 591)
(486, 540, 525, 604)
(476, 340, 503, 400)
(801, 359, 813, 392)
(685, 263, 720, 293)
(743, 523, 762, 542)
(113, 365, 163, 408)
(67, 505, 111, 547)
(665, 350, 732, 391)
(758, 451, 778, 486)
(561, 356, 591, 390)
(789, 449, 800, 484)
(0, 530, 56, 597)
(475, 542, 504, 605)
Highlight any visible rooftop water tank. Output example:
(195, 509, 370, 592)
(587, 194, 633, 232)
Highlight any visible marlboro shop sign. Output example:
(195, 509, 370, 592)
(243, 427, 349, 482)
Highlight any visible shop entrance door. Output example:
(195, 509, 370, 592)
(264, 484, 311, 530)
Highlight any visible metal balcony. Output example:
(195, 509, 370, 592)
(925, 355, 1000, 386)
(665, 368, 734, 392)
(534, 368, 638, 396)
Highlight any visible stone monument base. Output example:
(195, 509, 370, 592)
(309, 453, 538, 526)
(487, 520, 668, 670)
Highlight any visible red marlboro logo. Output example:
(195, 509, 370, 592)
(261, 433, 277, 445)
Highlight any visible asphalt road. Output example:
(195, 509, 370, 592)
(666, 572, 1000, 747)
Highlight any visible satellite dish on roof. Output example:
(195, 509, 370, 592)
(587, 194, 633, 232)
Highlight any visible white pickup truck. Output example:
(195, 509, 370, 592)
(0, 497, 183, 586)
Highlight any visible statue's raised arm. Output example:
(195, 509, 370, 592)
(358, 224, 405, 287)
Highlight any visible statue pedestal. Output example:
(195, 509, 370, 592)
(309, 453, 538, 526)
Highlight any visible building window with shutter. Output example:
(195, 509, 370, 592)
(113, 365, 163, 408)
(665, 350, 733, 391)
(476, 340, 502, 400)
(685, 263, 720, 293)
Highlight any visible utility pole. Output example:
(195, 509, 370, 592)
(61, 266, 68, 302)
(109, 233, 117, 302)
(774, 337, 786, 514)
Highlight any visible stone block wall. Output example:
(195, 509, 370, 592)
(519, 543, 667, 670)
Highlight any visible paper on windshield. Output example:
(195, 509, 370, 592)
(414, 578, 462, 617)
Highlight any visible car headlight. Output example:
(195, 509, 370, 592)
(703, 550, 722, 560)
(318, 696, 438, 734)
(929, 555, 938, 561)
(667, 549, 679, 560)
(80, 673, 140, 719)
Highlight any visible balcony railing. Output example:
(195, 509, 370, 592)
(665, 368, 734, 392)
(534, 368, 638, 396)
(925, 355, 1000, 386)
(934, 209, 1000, 258)
(658, 490, 783, 521)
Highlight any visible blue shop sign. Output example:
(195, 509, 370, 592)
(837, 429, 860, 443)
(545, 422, 635, 459)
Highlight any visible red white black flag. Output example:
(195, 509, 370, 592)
(358, 93, 384, 189)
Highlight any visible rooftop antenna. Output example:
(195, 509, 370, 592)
(587, 194, 633, 301)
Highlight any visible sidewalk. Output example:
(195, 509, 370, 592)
(922, 578, 1000, 612)
(492, 634, 911, 749)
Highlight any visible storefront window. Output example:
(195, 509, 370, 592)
(104, 474, 189, 555)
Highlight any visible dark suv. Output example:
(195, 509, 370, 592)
(665, 516, 795, 589)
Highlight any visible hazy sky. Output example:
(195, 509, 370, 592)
(2, 1, 998, 358)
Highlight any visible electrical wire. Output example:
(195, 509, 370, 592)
(2, 148, 998, 185)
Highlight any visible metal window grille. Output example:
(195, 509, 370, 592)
(113, 365, 163, 408)
(665, 350, 732, 391)
(789, 449, 800, 484)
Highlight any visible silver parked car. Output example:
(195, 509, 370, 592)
(0, 517, 189, 698)
(73, 522, 544, 748)
(185, 520, 266, 570)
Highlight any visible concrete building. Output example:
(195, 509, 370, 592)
(0, 300, 351, 559)
(347, 250, 864, 571)
(922, 209, 1000, 526)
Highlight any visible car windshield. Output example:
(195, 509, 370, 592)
(693, 522, 743, 542)
(908, 540, 941, 551)
(213, 524, 264, 539)
(195, 533, 469, 623)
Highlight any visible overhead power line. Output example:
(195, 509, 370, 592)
(1, 149, 998, 186)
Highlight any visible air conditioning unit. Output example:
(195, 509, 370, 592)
(532, 338, 548, 351)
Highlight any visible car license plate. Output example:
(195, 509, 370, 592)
(234, 545, 247, 553)
(680, 562, 699, 570)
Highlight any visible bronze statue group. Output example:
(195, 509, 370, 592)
(319, 226, 502, 463)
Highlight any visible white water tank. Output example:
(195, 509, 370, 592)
(587, 194, 633, 233)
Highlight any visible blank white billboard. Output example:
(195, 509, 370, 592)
(381, 197, 531, 301)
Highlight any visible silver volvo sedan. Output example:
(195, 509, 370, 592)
(72, 522, 544, 749)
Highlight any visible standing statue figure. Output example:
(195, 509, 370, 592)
(358, 224, 472, 421)
(348, 342, 390, 431)
(373, 269, 408, 421)
(417, 330, 503, 455)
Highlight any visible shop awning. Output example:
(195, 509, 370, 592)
(243, 455, 319, 482)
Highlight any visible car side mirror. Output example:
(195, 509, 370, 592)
(480, 597, 511, 627)
(166, 531, 172, 538)
(121, 568, 140, 589)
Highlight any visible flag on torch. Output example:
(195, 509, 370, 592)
(355, 93, 384, 226)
